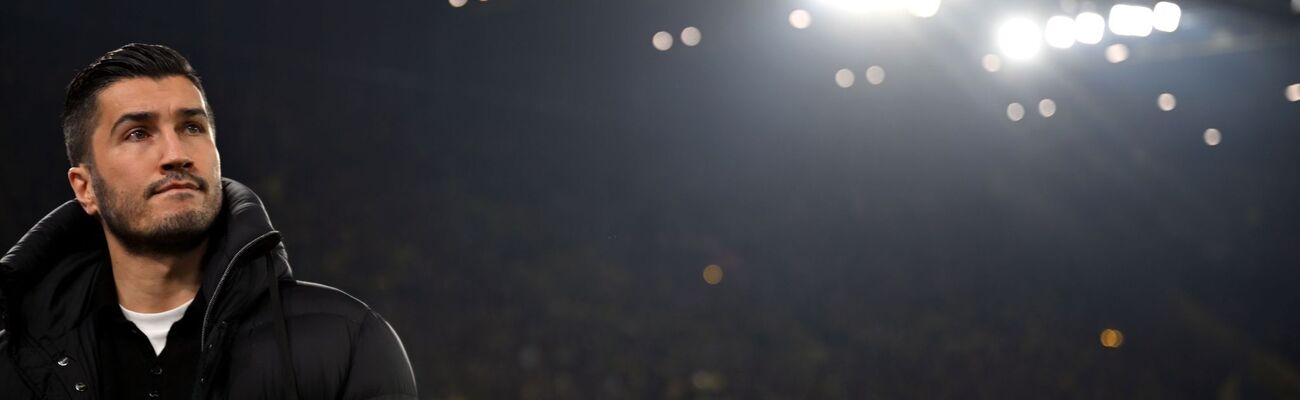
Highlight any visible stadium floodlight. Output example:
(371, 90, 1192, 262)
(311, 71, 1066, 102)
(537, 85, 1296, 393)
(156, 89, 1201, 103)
(997, 18, 1043, 60)
(1045, 16, 1077, 49)
(1074, 12, 1106, 44)
(1153, 2, 1181, 32)
(1109, 4, 1154, 37)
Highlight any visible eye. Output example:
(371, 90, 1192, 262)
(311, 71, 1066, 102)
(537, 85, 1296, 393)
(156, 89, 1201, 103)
(184, 123, 204, 134)
(126, 129, 149, 141)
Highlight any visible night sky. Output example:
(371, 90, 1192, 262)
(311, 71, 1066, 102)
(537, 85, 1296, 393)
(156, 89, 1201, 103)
(3, 0, 1299, 398)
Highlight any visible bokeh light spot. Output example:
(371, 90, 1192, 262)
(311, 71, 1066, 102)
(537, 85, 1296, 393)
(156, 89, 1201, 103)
(681, 27, 702, 47)
(652, 31, 673, 51)
(1286, 83, 1300, 102)
(1204, 128, 1222, 146)
(702, 264, 724, 285)
(449, 0, 468, 7)
(997, 18, 1043, 60)
(1045, 16, 1077, 49)
(1038, 98, 1057, 118)
(1153, 2, 1182, 32)
(866, 65, 885, 85)
(1100, 328, 1124, 348)
(789, 9, 812, 29)
(982, 54, 1002, 72)
(1158, 93, 1177, 111)
(1109, 4, 1154, 37)
(1074, 12, 1106, 44)
(1105, 43, 1129, 63)
(691, 370, 726, 392)
(1007, 102, 1025, 122)
(835, 68, 856, 88)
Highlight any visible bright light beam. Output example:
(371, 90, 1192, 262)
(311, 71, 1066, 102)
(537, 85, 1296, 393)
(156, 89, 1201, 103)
(997, 18, 1043, 60)
(1153, 2, 1181, 32)
(1110, 4, 1154, 37)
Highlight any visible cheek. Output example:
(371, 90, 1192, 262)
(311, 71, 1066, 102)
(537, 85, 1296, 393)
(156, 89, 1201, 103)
(210, 157, 222, 184)
(206, 147, 221, 174)
(95, 167, 142, 197)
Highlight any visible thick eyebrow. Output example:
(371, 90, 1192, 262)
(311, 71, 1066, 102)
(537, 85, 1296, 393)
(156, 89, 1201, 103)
(111, 111, 157, 132)
(110, 108, 209, 133)
(179, 107, 208, 120)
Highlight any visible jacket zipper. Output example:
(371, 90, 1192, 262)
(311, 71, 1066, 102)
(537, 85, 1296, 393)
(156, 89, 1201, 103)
(199, 230, 279, 347)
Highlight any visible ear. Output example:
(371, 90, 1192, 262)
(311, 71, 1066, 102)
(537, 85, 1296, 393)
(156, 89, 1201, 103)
(69, 165, 100, 216)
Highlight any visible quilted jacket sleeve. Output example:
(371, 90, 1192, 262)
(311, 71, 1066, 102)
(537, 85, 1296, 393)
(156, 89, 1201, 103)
(342, 310, 418, 399)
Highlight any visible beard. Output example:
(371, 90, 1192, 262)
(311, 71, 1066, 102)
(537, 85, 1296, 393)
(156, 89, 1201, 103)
(93, 169, 223, 256)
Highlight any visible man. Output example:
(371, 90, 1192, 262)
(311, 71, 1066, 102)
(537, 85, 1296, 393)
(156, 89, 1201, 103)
(0, 43, 418, 399)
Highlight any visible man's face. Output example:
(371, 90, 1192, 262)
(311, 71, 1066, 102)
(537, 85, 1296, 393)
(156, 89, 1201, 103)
(69, 76, 223, 254)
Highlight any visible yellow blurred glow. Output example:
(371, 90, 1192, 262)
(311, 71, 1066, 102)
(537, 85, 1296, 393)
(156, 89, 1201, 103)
(835, 68, 856, 88)
(1007, 102, 1025, 122)
(691, 370, 726, 391)
(1105, 43, 1129, 63)
(1100, 328, 1124, 348)
(681, 27, 702, 47)
(866, 65, 885, 85)
(1286, 83, 1300, 102)
(981, 54, 1002, 72)
(1074, 12, 1106, 45)
(449, 0, 468, 7)
(1204, 128, 1222, 146)
(1158, 93, 1176, 111)
(789, 9, 812, 29)
(1153, 2, 1181, 32)
(652, 31, 673, 51)
(1038, 98, 1057, 118)
(702, 264, 724, 285)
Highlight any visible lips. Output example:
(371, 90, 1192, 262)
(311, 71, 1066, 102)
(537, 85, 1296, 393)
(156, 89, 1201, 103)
(155, 181, 200, 195)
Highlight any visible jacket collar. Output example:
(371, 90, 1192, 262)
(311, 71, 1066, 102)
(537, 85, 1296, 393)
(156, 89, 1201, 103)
(0, 177, 292, 339)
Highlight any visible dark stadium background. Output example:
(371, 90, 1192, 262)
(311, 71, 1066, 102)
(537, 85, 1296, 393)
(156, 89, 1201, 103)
(2, 0, 1299, 398)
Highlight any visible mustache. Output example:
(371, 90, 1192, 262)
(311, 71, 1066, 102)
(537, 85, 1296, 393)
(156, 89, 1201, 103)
(145, 171, 210, 198)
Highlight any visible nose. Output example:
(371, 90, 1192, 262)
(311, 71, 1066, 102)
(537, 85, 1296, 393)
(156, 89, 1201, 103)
(159, 129, 195, 172)
(162, 157, 194, 172)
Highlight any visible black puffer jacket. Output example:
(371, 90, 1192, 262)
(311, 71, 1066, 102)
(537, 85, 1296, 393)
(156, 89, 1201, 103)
(0, 178, 418, 399)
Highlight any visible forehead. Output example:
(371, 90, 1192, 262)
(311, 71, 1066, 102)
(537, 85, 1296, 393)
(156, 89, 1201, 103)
(94, 76, 208, 125)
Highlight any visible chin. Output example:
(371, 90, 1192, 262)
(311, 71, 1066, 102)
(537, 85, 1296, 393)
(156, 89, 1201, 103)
(152, 210, 216, 235)
(149, 202, 219, 232)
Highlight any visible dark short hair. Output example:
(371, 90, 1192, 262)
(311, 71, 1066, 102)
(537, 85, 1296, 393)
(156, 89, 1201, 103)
(62, 43, 209, 166)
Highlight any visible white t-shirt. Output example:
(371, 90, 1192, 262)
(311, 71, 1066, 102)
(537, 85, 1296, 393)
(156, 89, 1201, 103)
(120, 298, 194, 356)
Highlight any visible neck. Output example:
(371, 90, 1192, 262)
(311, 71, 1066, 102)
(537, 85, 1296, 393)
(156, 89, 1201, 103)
(104, 231, 206, 313)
